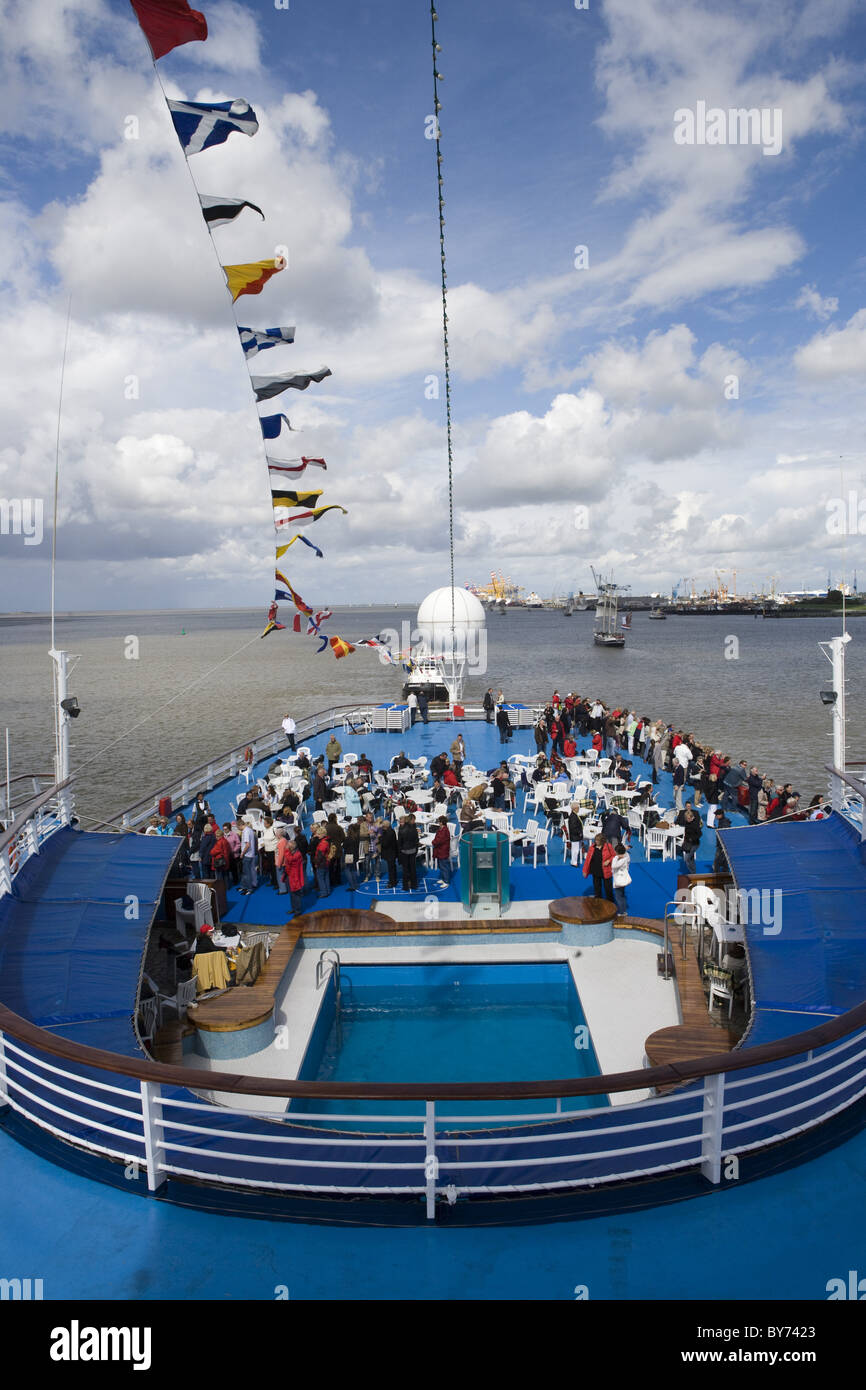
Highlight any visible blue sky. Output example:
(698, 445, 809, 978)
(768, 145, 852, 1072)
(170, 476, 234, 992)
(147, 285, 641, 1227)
(1, 0, 865, 610)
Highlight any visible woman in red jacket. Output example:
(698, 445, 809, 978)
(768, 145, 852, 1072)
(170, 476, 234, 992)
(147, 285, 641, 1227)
(591, 729, 604, 753)
(432, 816, 453, 885)
(209, 828, 231, 883)
(582, 834, 615, 901)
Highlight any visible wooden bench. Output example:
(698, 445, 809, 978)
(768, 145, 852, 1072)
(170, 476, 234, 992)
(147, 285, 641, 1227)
(187, 923, 301, 1035)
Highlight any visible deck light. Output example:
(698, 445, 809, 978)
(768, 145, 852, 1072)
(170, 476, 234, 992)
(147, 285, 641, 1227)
(819, 688, 837, 706)
(60, 696, 81, 718)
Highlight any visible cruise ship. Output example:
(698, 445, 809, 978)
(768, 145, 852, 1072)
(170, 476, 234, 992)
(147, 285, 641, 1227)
(2, 619, 866, 1260)
(4, 0, 866, 1317)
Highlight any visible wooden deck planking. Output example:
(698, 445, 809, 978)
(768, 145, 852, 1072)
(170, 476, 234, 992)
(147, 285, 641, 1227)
(645, 937, 737, 1068)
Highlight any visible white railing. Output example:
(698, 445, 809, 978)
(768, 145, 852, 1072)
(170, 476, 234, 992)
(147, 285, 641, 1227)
(2, 1008, 865, 1220)
(0, 782, 75, 898)
(828, 763, 866, 838)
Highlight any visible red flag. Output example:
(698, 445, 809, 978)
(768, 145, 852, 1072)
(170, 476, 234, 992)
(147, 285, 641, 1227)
(130, 0, 208, 60)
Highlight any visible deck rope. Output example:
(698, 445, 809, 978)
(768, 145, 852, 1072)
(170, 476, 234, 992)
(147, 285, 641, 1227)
(429, 3, 456, 674)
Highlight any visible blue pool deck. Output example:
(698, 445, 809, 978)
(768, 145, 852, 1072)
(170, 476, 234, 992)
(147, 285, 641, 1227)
(187, 718, 733, 926)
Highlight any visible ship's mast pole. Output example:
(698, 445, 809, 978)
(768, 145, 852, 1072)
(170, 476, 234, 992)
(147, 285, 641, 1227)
(822, 632, 850, 810)
(49, 300, 73, 787)
(50, 649, 71, 783)
(4, 728, 11, 827)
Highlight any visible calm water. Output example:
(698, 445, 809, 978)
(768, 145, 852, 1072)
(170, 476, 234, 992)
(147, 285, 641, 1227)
(0, 606, 860, 824)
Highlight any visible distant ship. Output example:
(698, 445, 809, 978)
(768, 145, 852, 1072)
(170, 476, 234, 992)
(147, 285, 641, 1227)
(524, 591, 544, 609)
(591, 567, 628, 648)
(649, 606, 667, 620)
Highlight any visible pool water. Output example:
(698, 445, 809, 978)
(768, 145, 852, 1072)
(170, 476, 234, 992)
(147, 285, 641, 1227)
(294, 962, 607, 1119)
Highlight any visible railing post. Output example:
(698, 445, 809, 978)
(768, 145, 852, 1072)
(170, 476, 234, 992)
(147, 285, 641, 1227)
(140, 1080, 166, 1192)
(26, 820, 39, 860)
(0, 1029, 8, 1108)
(700, 1071, 725, 1184)
(0, 848, 12, 898)
(424, 1100, 437, 1220)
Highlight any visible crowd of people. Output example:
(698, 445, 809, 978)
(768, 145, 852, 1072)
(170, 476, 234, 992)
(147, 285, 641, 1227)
(531, 691, 822, 825)
(139, 690, 827, 919)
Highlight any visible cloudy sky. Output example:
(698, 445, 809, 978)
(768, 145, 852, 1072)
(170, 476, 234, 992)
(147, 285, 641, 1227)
(1, 0, 866, 611)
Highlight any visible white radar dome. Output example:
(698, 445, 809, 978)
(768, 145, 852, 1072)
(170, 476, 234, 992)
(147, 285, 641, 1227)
(416, 586, 486, 658)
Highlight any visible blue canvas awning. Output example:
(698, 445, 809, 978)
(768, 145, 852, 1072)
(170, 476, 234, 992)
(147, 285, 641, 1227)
(0, 827, 179, 1032)
(718, 812, 866, 1046)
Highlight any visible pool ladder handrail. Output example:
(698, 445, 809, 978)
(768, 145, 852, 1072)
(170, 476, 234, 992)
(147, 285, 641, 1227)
(316, 948, 341, 990)
(317, 949, 343, 1035)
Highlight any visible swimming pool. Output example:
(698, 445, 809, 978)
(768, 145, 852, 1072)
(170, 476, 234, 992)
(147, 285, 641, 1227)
(294, 961, 607, 1119)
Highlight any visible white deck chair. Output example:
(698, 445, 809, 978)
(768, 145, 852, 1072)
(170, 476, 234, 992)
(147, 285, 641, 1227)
(448, 824, 462, 865)
(532, 827, 550, 867)
(706, 966, 734, 1018)
(159, 976, 199, 1023)
(243, 928, 275, 959)
(645, 827, 671, 861)
(137, 996, 159, 1050)
(627, 808, 645, 836)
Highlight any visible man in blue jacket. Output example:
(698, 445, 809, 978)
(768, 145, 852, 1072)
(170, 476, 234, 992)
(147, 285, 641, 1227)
(602, 808, 630, 846)
(720, 760, 748, 814)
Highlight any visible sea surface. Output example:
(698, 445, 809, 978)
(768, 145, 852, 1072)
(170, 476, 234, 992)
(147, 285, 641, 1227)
(1, 606, 861, 826)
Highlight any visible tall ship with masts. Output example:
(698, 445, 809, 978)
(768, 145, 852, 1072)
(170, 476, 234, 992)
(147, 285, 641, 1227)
(591, 566, 628, 647)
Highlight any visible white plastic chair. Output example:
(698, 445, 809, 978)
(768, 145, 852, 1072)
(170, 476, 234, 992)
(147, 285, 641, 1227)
(159, 976, 198, 1023)
(138, 997, 159, 1049)
(645, 827, 671, 861)
(532, 828, 550, 867)
(243, 928, 274, 959)
(706, 968, 734, 1018)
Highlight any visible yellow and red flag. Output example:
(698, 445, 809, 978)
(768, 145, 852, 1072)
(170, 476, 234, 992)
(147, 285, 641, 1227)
(329, 635, 355, 660)
(222, 257, 285, 303)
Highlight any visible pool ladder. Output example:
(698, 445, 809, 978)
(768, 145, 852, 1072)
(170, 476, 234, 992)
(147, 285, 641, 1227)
(316, 950, 343, 1032)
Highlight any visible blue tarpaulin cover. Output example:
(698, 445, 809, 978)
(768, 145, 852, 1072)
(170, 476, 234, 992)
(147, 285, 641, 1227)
(0, 827, 179, 1032)
(718, 812, 866, 1047)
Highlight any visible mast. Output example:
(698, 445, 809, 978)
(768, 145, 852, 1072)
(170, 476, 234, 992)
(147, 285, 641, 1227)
(49, 301, 73, 786)
(820, 631, 851, 810)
